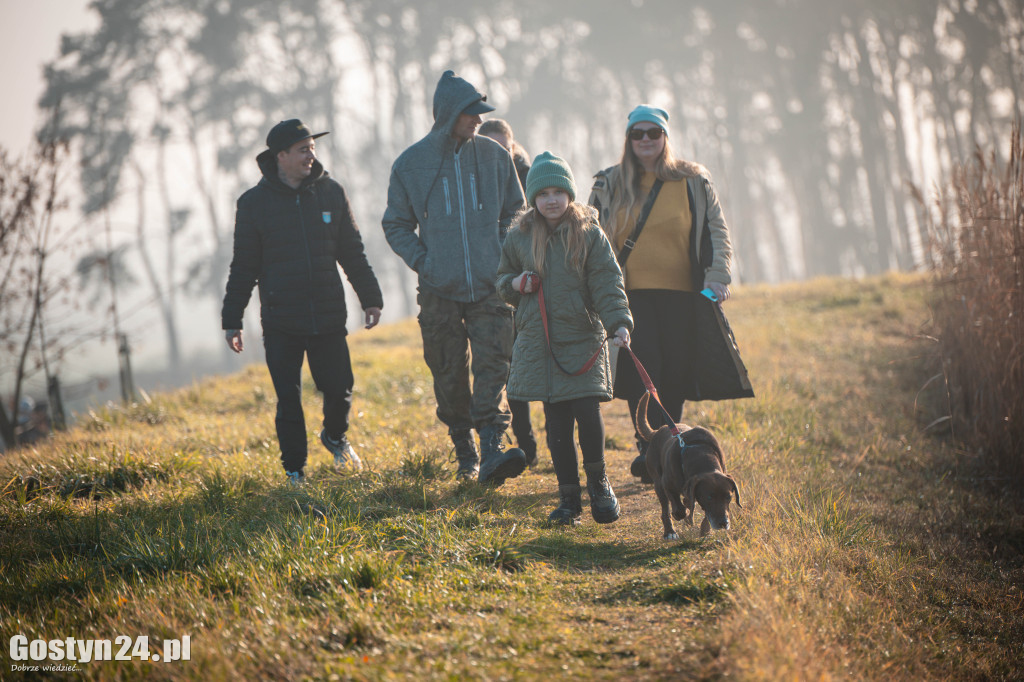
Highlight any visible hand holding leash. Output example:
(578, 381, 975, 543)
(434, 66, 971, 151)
(514, 271, 540, 294)
(610, 326, 630, 348)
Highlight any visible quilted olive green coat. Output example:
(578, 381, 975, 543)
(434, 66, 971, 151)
(496, 219, 632, 403)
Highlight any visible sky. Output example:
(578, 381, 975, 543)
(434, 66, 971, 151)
(1, 0, 95, 156)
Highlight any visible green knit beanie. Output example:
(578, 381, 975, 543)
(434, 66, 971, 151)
(525, 151, 576, 205)
(626, 104, 670, 138)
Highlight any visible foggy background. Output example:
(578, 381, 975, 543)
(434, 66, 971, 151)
(3, 0, 1022, 419)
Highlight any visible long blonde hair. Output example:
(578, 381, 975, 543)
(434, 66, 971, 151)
(606, 136, 705, 242)
(515, 202, 597, 276)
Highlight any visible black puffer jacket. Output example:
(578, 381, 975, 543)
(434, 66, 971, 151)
(221, 152, 383, 336)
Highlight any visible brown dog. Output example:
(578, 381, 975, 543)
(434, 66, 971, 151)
(636, 393, 742, 539)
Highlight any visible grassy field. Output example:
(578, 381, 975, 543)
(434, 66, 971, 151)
(1, 273, 1021, 680)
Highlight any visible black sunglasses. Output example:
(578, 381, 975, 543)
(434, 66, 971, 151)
(628, 127, 664, 141)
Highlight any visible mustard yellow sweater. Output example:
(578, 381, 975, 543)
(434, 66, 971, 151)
(613, 172, 694, 291)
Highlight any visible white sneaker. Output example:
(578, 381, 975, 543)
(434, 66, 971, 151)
(320, 430, 363, 471)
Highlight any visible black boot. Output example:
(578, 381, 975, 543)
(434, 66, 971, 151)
(477, 424, 526, 487)
(510, 399, 538, 467)
(522, 440, 538, 468)
(630, 438, 653, 484)
(548, 484, 582, 525)
(451, 429, 479, 481)
(584, 461, 620, 524)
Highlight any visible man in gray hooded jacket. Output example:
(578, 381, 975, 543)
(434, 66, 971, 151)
(383, 70, 526, 486)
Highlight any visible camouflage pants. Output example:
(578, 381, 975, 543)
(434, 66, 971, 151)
(417, 290, 514, 433)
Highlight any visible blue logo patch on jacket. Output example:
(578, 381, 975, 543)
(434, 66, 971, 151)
(322, 211, 332, 224)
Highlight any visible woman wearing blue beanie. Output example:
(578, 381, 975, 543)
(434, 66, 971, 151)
(496, 152, 633, 526)
(589, 105, 753, 483)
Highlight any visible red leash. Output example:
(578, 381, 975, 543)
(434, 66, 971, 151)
(524, 273, 604, 377)
(523, 272, 679, 437)
(619, 345, 682, 438)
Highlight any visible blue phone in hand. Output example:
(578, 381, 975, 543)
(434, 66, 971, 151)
(700, 287, 718, 303)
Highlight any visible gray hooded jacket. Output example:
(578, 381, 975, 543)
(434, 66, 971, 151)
(382, 71, 525, 302)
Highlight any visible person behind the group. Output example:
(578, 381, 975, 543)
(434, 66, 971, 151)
(382, 71, 527, 486)
(222, 119, 383, 485)
(589, 104, 748, 482)
(497, 152, 632, 525)
(478, 118, 538, 468)
(479, 119, 531, 190)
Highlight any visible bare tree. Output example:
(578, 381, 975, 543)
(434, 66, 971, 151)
(0, 130, 82, 450)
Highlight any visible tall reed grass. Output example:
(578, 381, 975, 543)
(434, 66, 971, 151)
(917, 122, 1023, 484)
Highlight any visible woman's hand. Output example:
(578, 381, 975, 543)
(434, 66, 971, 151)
(610, 326, 631, 348)
(512, 272, 537, 294)
(704, 280, 731, 303)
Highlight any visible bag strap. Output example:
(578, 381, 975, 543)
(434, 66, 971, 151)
(616, 178, 664, 266)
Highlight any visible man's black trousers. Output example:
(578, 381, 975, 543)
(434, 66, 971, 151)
(263, 329, 353, 473)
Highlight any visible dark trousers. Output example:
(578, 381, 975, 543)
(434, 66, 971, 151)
(615, 290, 700, 444)
(509, 399, 537, 456)
(542, 397, 605, 486)
(263, 329, 353, 473)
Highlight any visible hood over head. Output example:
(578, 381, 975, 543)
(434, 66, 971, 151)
(431, 70, 493, 137)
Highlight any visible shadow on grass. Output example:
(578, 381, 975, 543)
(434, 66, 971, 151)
(525, 533, 708, 571)
(0, 462, 561, 613)
(599, 569, 736, 608)
(0, 476, 320, 610)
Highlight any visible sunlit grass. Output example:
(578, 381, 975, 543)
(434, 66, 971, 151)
(0, 273, 1020, 680)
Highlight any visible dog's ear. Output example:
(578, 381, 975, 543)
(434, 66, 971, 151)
(727, 474, 742, 508)
(682, 475, 699, 514)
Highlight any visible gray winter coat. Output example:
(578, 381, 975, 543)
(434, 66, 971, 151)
(382, 71, 525, 303)
(496, 220, 632, 403)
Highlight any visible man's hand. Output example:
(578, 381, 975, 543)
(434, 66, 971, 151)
(610, 326, 631, 348)
(704, 280, 731, 303)
(364, 307, 382, 329)
(225, 329, 243, 353)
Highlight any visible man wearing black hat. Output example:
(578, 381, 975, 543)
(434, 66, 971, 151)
(382, 71, 527, 487)
(223, 119, 383, 485)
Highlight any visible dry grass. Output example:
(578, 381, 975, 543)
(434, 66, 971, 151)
(1, 273, 1021, 680)
(915, 122, 1024, 483)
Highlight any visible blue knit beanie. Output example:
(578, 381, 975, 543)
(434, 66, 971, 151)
(525, 151, 576, 205)
(626, 104, 670, 137)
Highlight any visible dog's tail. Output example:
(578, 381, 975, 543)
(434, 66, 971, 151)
(635, 392, 656, 442)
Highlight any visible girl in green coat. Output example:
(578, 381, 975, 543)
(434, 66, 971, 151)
(497, 152, 633, 525)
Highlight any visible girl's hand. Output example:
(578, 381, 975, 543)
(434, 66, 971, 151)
(512, 272, 537, 294)
(610, 327, 630, 348)
(704, 280, 731, 303)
